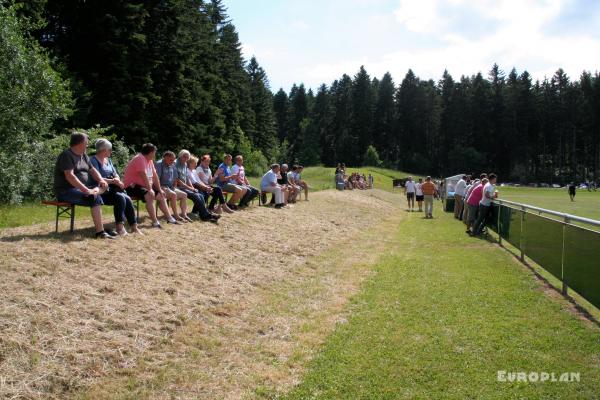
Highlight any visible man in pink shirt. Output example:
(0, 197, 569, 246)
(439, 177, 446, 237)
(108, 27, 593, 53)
(465, 174, 488, 234)
(124, 143, 176, 228)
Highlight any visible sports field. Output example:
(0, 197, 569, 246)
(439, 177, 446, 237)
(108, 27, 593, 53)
(0, 169, 599, 399)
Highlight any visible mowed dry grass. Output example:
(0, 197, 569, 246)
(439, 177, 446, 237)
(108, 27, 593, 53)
(0, 189, 403, 399)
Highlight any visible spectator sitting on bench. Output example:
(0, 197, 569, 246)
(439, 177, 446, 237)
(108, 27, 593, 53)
(175, 150, 219, 223)
(155, 151, 187, 223)
(90, 139, 142, 236)
(277, 164, 295, 204)
(287, 165, 302, 201)
(53, 131, 114, 239)
(214, 154, 247, 210)
(261, 164, 285, 209)
(193, 155, 234, 214)
(123, 143, 178, 228)
(232, 155, 259, 208)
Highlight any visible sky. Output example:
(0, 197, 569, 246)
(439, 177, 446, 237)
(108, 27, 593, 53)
(224, 0, 600, 92)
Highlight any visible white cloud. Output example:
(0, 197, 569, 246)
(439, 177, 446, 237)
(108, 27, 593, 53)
(394, 0, 440, 33)
(291, 20, 311, 31)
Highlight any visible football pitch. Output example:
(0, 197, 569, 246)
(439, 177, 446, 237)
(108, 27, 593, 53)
(497, 186, 600, 221)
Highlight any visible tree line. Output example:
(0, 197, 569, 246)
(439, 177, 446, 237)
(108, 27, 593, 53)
(279, 65, 600, 184)
(1, 0, 599, 203)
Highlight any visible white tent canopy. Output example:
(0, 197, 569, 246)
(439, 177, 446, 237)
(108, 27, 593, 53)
(444, 174, 465, 196)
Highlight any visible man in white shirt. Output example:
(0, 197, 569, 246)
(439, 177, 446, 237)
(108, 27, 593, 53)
(454, 175, 467, 219)
(232, 155, 259, 208)
(472, 173, 498, 236)
(404, 176, 416, 211)
(261, 164, 285, 208)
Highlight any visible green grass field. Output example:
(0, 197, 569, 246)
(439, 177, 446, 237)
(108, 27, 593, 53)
(499, 186, 600, 221)
(281, 202, 600, 400)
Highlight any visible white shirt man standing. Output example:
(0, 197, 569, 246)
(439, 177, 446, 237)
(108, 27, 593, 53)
(404, 176, 416, 211)
(454, 175, 467, 220)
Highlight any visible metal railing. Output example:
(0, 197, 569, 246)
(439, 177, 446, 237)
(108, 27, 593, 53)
(487, 199, 600, 310)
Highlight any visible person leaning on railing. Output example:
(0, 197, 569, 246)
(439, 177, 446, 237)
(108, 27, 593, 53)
(90, 139, 142, 236)
(53, 131, 114, 239)
(471, 174, 498, 236)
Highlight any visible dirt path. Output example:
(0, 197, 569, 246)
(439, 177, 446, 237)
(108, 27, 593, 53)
(0, 189, 402, 399)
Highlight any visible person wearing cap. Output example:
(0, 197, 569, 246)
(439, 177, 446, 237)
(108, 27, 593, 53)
(90, 138, 142, 235)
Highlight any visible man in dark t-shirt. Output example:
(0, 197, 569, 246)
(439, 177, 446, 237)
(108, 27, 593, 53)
(53, 131, 114, 239)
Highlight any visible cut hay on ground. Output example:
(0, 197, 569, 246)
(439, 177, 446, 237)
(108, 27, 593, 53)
(0, 189, 402, 399)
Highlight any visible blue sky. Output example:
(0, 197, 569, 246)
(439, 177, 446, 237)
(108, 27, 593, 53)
(225, 0, 600, 92)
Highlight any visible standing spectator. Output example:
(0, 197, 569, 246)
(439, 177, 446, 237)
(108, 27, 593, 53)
(568, 181, 576, 201)
(472, 174, 498, 236)
(454, 175, 467, 220)
(421, 176, 437, 219)
(54, 131, 114, 239)
(404, 176, 416, 211)
(415, 178, 424, 212)
(368, 174, 374, 189)
(438, 180, 445, 201)
(194, 155, 234, 214)
(232, 155, 259, 207)
(214, 154, 247, 210)
(261, 164, 285, 208)
(90, 139, 142, 235)
(175, 150, 219, 222)
(124, 143, 176, 228)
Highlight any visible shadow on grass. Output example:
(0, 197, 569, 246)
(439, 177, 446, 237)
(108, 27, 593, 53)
(0, 216, 155, 244)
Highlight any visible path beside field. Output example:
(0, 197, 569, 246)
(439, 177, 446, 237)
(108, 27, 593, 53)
(0, 189, 402, 399)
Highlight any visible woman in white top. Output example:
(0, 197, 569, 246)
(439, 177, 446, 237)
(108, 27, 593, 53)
(415, 178, 424, 212)
(191, 155, 234, 214)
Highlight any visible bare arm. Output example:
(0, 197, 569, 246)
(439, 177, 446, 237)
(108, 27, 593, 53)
(64, 170, 92, 194)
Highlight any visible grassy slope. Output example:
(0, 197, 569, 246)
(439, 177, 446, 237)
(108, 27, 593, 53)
(282, 202, 600, 400)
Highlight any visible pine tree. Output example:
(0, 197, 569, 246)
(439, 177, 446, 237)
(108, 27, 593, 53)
(373, 72, 395, 163)
(350, 66, 374, 165)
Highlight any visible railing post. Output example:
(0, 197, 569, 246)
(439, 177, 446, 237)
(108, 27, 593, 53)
(497, 204, 502, 245)
(520, 206, 525, 262)
(561, 216, 569, 296)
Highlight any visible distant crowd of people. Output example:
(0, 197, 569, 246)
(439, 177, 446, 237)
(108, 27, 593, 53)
(335, 163, 374, 190)
(451, 174, 499, 236)
(53, 131, 309, 239)
(402, 176, 438, 218)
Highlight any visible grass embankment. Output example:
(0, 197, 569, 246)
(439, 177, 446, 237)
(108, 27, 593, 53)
(0, 166, 413, 229)
(281, 204, 600, 400)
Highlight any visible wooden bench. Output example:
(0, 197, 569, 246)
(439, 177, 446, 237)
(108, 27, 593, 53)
(42, 197, 142, 233)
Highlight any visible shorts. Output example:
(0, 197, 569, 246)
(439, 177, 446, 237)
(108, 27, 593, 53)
(56, 188, 104, 207)
(221, 183, 245, 193)
(126, 185, 149, 202)
(406, 192, 415, 200)
(416, 195, 424, 202)
(162, 187, 187, 200)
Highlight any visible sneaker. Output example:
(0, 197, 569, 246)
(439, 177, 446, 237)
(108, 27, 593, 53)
(210, 213, 221, 220)
(151, 221, 162, 229)
(106, 229, 118, 237)
(275, 203, 285, 209)
(117, 229, 129, 236)
(227, 203, 238, 211)
(167, 219, 181, 225)
(95, 231, 117, 240)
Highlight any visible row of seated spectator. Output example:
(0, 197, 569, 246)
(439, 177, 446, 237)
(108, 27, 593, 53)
(334, 163, 374, 191)
(53, 131, 308, 239)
